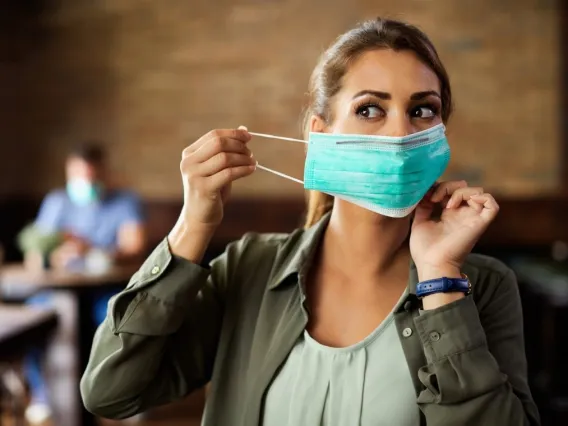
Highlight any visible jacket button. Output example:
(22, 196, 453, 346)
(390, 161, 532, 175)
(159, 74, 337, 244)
(151, 266, 160, 275)
(402, 327, 413, 337)
(430, 331, 441, 342)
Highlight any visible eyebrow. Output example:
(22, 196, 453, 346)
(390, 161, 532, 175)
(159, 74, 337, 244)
(351, 90, 441, 100)
(411, 91, 441, 100)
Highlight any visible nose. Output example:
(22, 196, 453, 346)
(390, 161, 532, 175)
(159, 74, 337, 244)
(379, 112, 415, 137)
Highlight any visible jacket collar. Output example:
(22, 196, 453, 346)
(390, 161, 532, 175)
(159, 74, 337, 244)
(267, 212, 419, 296)
(267, 212, 330, 290)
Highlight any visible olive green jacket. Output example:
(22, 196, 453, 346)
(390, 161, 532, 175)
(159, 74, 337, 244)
(81, 215, 540, 425)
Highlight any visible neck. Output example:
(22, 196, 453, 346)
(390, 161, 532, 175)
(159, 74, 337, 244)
(321, 200, 411, 280)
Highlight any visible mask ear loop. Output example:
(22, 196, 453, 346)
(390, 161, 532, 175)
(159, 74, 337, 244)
(248, 132, 307, 185)
(248, 132, 306, 144)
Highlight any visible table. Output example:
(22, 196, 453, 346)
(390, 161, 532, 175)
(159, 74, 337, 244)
(0, 263, 139, 292)
(0, 306, 58, 426)
(0, 264, 139, 426)
(0, 306, 58, 361)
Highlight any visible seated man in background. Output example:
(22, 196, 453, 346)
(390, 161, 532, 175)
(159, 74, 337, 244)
(18, 142, 147, 424)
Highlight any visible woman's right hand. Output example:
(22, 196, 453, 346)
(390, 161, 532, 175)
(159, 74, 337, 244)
(168, 127, 256, 261)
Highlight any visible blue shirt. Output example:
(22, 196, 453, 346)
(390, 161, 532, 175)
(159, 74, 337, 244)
(35, 189, 144, 250)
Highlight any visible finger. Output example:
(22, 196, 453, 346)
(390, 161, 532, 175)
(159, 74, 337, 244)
(466, 198, 483, 213)
(183, 129, 251, 157)
(446, 187, 484, 209)
(190, 137, 253, 164)
(206, 164, 256, 190)
(198, 152, 256, 177)
(470, 194, 500, 222)
(430, 180, 468, 203)
(423, 184, 437, 201)
(412, 201, 434, 227)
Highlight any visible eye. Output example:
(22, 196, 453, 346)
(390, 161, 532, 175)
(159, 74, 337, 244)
(356, 104, 384, 119)
(411, 105, 438, 119)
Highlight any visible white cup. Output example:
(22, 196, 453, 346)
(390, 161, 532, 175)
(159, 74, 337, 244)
(84, 249, 112, 275)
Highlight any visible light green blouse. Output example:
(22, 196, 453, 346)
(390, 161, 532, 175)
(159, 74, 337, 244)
(81, 221, 539, 425)
(263, 292, 420, 426)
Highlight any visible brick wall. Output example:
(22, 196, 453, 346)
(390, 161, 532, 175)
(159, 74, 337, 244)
(0, 0, 562, 199)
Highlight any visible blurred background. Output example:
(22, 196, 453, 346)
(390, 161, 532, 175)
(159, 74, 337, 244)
(0, 0, 566, 425)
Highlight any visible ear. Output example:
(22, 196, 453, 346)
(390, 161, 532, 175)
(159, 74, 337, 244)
(304, 115, 327, 156)
(309, 115, 327, 133)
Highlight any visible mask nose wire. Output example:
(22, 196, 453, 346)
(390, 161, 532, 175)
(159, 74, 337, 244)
(248, 132, 306, 185)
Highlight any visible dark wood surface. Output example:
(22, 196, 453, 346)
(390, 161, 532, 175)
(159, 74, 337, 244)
(0, 305, 57, 360)
(562, 0, 568, 191)
(1, 195, 567, 265)
(0, 263, 139, 291)
(147, 196, 568, 250)
(0, 263, 138, 426)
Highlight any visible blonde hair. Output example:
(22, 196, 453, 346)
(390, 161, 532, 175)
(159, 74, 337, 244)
(304, 190, 334, 229)
(302, 18, 452, 228)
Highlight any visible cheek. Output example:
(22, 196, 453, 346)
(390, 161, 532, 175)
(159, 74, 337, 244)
(66, 166, 82, 181)
(330, 118, 356, 134)
(329, 110, 379, 135)
(86, 169, 98, 181)
(328, 103, 364, 134)
(68, 167, 95, 181)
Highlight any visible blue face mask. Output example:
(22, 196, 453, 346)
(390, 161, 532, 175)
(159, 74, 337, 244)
(250, 123, 450, 218)
(66, 178, 101, 206)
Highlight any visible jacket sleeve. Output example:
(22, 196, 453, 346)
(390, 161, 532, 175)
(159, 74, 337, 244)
(80, 237, 235, 419)
(414, 269, 540, 425)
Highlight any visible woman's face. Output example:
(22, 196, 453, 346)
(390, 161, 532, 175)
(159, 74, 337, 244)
(312, 49, 443, 136)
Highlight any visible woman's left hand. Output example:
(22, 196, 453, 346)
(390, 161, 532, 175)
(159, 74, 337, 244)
(410, 181, 499, 307)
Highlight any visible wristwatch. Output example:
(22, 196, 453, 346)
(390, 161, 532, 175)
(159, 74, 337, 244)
(416, 274, 471, 298)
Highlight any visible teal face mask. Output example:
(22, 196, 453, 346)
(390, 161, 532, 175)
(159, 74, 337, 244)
(250, 123, 450, 218)
(66, 178, 101, 206)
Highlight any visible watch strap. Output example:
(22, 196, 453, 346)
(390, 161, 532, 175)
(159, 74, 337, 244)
(416, 274, 471, 298)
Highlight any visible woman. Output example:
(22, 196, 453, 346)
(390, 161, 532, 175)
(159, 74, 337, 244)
(81, 18, 540, 425)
